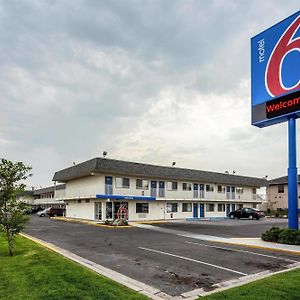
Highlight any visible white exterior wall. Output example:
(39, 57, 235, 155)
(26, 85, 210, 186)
(61, 174, 261, 221)
(267, 184, 300, 210)
(66, 200, 95, 219)
(65, 175, 104, 199)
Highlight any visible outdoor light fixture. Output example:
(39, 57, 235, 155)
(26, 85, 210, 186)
(103, 151, 107, 158)
(172, 162, 176, 167)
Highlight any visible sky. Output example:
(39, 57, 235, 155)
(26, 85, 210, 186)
(0, 0, 299, 188)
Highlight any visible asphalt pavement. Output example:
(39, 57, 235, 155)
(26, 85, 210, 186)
(24, 216, 300, 297)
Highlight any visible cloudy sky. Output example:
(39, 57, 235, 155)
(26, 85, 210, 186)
(0, 0, 299, 188)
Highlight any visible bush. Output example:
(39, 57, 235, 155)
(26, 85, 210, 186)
(278, 228, 300, 245)
(261, 226, 282, 242)
(262, 226, 300, 245)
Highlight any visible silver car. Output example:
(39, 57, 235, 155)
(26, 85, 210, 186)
(36, 208, 50, 217)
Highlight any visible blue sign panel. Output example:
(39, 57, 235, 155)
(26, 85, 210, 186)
(251, 11, 300, 127)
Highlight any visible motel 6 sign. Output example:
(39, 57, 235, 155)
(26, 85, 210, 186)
(251, 11, 300, 127)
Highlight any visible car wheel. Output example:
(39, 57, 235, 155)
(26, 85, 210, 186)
(40, 214, 44, 217)
(230, 214, 235, 219)
(249, 215, 254, 220)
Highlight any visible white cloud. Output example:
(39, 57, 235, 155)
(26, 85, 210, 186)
(0, 0, 299, 186)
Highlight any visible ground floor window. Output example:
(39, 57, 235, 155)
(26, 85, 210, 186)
(182, 203, 192, 212)
(238, 204, 243, 209)
(206, 203, 215, 212)
(136, 203, 149, 213)
(167, 203, 178, 213)
(95, 202, 102, 220)
(218, 204, 225, 212)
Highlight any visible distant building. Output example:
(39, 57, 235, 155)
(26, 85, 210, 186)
(33, 184, 66, 208)
(53, 157, 267, 221)
(267, 176, 300, 211)
(16, 190, 34, 205)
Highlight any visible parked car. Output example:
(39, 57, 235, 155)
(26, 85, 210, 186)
(228, 208, 264, 220)
(31, 206, 43, 214)
(36, 208, 50, 217)
(47, 207, 65, 217)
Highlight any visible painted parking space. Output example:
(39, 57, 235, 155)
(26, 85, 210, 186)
(24, 216, 300, 298)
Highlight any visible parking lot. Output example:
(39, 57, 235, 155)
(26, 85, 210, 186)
(25, 216, 299, 297)
(150, 217, 290, 238)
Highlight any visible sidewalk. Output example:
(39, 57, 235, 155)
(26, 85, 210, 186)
(130, 223, 300, 255)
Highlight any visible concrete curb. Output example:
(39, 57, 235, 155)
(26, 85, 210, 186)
(20, 233, 166, 300)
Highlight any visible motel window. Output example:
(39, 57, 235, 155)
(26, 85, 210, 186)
(78, 199, 81, 203)
(116, 177, 130, 188)
(218, 204, 225, 212)
(236, 187, 244, 194)
(167, 203, 178, 213)
(252, 188, 257, 194)
(217, 185, 225, 193)
(136, 179, 149, 190)
(206, 203, 215, 212)
(136, 203, 149, 213)
(278, 185, 285, 193)
(182, 183, 192, 191)
(182, 203, 192, 212)
(167, 181, 178, 191)
(206, 185, 214, 192)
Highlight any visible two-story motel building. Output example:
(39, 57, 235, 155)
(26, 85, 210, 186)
(53, 157, 267, 221)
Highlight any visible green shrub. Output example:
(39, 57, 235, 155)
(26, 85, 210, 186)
(261, 226, 300, 245)
(278, 228, 300, 245)
(261, 226, 282, 242)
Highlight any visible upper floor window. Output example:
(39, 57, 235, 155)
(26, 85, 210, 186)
(252, 188, 257, 194)
(182, 183, 192, 191)
(278, 185, 284, 193)
(236, 187, 244, 194)
(206, 184, 214, 192)
(167, 181, 178, 191)
(217, 185, 225, 193)
(115, 177, 130, 188)
(136, 179, 149, 189)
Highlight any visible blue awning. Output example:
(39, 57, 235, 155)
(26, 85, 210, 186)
(96, 194, 156, 201)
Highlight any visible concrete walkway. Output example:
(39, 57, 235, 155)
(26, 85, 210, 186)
(130, 223, 300, 255)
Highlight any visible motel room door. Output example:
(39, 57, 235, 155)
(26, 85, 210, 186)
(199, 203, 205, 218)
(193, 203, 198, 218)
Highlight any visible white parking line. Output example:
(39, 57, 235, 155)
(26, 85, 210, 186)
(139, 246, 248, 276)
(184, 241, 298, 263)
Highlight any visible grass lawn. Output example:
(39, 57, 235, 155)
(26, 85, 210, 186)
(201, 267, 300, 300)
(0, 234, 148, 300)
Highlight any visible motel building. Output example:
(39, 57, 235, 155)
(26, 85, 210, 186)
(267, 176, 300, 211)
(52, 157, 267, 222)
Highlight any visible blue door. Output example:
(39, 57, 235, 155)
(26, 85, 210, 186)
(200, 203, 205, 218)
(159, 181, 165, 197)
(226, 204, 231, 216)
(105, 176, 113, 195)
(151, 181, 157, 197)
(193, 203, 198, 218)
(231, 204, 236, 212)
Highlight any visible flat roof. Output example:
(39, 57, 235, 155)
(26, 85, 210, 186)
(53, 158, 267, 188)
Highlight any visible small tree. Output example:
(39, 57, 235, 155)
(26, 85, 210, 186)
(0, 159, 32, 256)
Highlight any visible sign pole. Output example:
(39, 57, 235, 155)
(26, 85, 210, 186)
(288, 117, 298, 229)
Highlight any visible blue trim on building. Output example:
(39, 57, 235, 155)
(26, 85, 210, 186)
(96, 194, 156, 201)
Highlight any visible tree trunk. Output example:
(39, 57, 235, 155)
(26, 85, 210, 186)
(6, 230, 14, 257)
